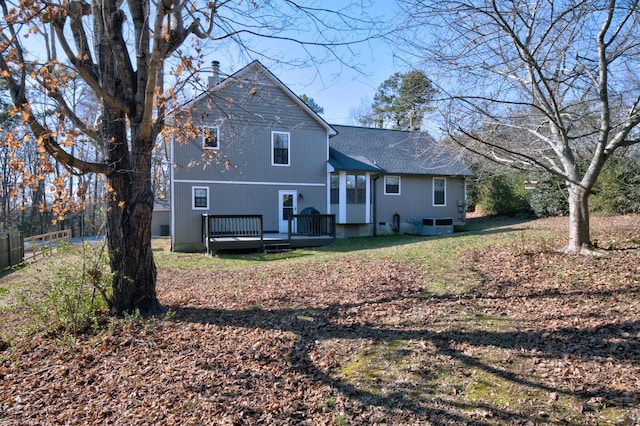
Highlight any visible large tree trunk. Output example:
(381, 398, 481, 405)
(105, 122, 160, 315)
(100, 100, 160, 315)
(566, 183, 591, 253)
(95, 1, 160, 315)
(106, 169, 160, 315)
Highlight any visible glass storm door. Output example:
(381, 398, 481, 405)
(278, 190, 297, 233)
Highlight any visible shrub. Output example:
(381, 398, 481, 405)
(590, 156, 640, 215)
(21, 241, 112, 337)
(465, 178, 480, 213)
(529, 177, 569, 217)
(477, 172, 532, 216)
(16, 220, 39, 237)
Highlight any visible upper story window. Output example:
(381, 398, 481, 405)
(433, 177, 446, 206)
(330, 174, 339, 204)
(384, 176, 401, 195)
(192, 186, 209, 210)
(202, 126, 219, 150)
(346, 174, 366, 204)
(272, 131, 290, 166)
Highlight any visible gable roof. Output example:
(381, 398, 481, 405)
(329, 125, 473, 176)
(191, 60, 337, 137)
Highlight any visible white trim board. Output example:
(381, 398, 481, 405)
(173, 179, 325, 187)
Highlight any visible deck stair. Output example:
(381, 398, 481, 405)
(263, 241, 292, 254)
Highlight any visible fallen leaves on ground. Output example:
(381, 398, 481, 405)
(1, 215, 639, 425)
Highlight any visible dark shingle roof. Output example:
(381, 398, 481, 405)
(329, 125, 473, 176)
(328, 147, 381, 172)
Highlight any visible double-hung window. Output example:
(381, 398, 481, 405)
(202, 126, 219, 150)
(346, 174, 366, 204)
(192, 186, 209, 210)
(272, 131, 290, 166)
(433, 177, 446, 206)
(384, 176, 401, 195)
(330, 174, 339, 204)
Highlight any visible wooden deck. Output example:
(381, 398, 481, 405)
(202, 214, 335, 254)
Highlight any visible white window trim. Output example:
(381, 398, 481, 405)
(433, 177, 446, 207)
(384, 175, 401, 195)
(271, 131, 290, 166)
(192, 186, 209, 210)
(202, 126, 220, 150)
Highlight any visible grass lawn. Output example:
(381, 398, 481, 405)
(1, 215, 639, 425)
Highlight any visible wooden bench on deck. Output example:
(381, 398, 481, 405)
(202, 213, 336, 254)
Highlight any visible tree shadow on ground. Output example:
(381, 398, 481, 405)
(165, 291, 639, 424)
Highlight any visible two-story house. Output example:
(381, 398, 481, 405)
(168, 60, 472, 252)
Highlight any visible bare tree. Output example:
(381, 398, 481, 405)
(0, 1, 381, 314)
(0, 87, 17, 231)
(398, 0, 640, 253)
(350, 95, 376, 127)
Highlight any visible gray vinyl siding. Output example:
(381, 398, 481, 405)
(171, 62, 470, 249)
(172, 181, 327, 251)
(171, 65, 330, 250)
(173, 127, 327, 183)
(375, 175, 467, 226)
(173, 69, 327, 184)
(150, 210, 170, 237)
(344, 204, 367, 224)
(208, 184, 327, 232)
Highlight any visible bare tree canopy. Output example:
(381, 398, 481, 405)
(397, 0, 640, 253)
(0, 0, 381, 315)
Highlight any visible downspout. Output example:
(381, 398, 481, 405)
(372, 174, 380, 236)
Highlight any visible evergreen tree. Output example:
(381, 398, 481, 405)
(299, 94, 324, 115)
(365, 70, 435, 131)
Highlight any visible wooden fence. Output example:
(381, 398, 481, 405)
(23, 229, 73, 262)
(0, 233, 24, 269)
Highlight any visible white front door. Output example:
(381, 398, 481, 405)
(278, 190, 297, 233)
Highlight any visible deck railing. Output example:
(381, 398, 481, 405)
(202, 214, 264, 254)
(288, 214, 336, 238)
(201, 213, 334, 253)
(202, 214, 263, 239)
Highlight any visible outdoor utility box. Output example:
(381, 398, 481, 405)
(421, 218, 454, 236)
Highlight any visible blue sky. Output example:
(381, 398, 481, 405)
(202, 1, 409, 127)
(22, 1, 408, 127)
